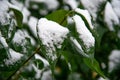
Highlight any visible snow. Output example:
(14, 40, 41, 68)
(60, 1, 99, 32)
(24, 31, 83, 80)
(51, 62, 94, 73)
(9, 0, 30, 24)
(32, 63, 52, 80)
(35, 54, 49, 67)
(0, 36, 8, 47)
(37, 18, 69, 61)
(22, 7, 31, 23)
(0, 0, 9, 11)
(118, 30, 120, 38)
(4, 48, 23, 66)
(28, 16, 38, 37)
(98, 77, 108, 80)
(39, 9, 48, 16)
(8, 2, 21, 11)
(32, 64, 42, 79)
(75, 8, 94, 29)
(41, 70, 52, 80)
(80, 0, 106, 20)
(13, 30, 35, 49)
(64, 0, 78, 9)
(73, 15, 95, 50)
(44, 0, 59, 10)
(104, 2, 119, 31)
(109, 50, 120, 72)
(10, 0, 23, 10)
(70, 37, 89, 58)
(30, 0, 59, 10)
(111, 0, 120, 19)
(0, 0, 10, 25)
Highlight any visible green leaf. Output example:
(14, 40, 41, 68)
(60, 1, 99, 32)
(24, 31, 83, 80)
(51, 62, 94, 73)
(83, 58, 106, 78)
(0, 19, 16, 42)
(45, 10, 69, 26)
(10, 8, 23, 28)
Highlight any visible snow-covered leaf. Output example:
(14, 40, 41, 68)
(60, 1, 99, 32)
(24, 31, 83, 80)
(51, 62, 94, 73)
(0, 0, 9, 26)
(37, 18, 69, 74)
(0, 48, 24, 71)
(12, 30, 35, 56)
(104, 2, 119, 31)
(72, 15, 95, 56)
(9, 5, 23, 28)
(80, 0, 106, 20)
(75, 8, 94, 29)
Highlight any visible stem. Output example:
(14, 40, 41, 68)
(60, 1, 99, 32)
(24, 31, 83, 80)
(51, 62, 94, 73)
(7, 47, 40, 80)
(60, 10, 74, 25)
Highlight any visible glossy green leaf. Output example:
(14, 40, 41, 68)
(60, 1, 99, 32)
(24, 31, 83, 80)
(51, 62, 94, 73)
(10, 8, 23, 28)
(46, 10, 69, 26)
(83, 58, 106, 78)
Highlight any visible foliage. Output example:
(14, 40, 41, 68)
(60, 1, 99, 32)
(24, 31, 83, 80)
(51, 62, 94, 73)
(0, 0, 120, 80)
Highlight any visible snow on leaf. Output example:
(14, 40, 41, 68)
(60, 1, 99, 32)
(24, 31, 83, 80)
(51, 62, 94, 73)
(37, 18, 69, 61)
(70, 37, 89, 58)
(35, 54, 49, 67)
(0, 0, 10, 25)
(109, 50, 120, 72)
(28, 16, 38, 37)
(31, 0, 59, 10)
(22, 7, 31, 24)
(4, 48, 23, 66)
(73, 15, 95, 50)
(64, 0, 79, 9)
(111, 0, 120, 19)
(80, 0, 106, 20)
(12, 30, 35, 54)
(104, 2, 119, 31)
(13, 30, 35, 47)
(75, 8, 94, 29)
(0, 36, 8, 48)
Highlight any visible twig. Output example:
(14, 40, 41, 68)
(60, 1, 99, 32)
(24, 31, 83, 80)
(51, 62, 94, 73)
(7, 47, 40, 80)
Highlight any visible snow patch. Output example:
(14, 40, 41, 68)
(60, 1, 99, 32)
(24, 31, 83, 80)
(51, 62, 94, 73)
(0, 0, 10, 25)
(37, 18, 69, 61)
(4, 48, 23, 66)
(31, 0, 59, 10)
(0, 0, 9, 12)
(8, 2, 21, 11)
(0, 36, 8, 47)
(28, 16, 38, 37)
(13, 30, 35, 48)
(32, 64, 42, 79)
(109, 50, 120, 72)
(22, 7, 30, 23)
(10, 0, 23, 10)
(111, 0, 120, 19)
(80, 0, 106, 20)
(73, 15, 95, 49)
(35, 54, 49, 67)
(41, 70, 52, 80)
(75, 8, 94, 29)
(70, 37, 89, 58)
(104, 2, 119, 31)
(64, 0, 78, 9)
(9, 0, 30, 24)
(118, 30, 120, 38)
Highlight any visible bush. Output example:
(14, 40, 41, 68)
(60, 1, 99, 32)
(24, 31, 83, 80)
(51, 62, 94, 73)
(0, 0, 120, 80)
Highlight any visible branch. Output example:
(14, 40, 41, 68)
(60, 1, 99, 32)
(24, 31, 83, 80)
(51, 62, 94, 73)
(7, 47, 41, 80)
